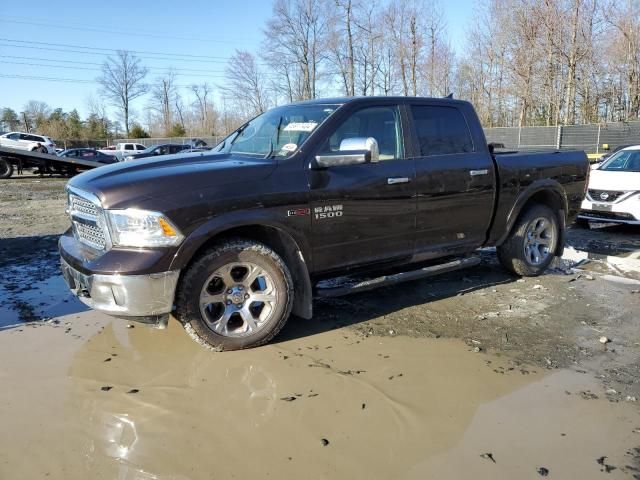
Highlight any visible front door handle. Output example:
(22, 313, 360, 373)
(387, 177, 410, 185)
(470, 169, 489, 176)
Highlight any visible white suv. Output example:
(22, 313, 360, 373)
(0, 131, 56, 154)
(579, 145, 640, 225)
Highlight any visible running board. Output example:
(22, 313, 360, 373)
(314, 255, 481, 298)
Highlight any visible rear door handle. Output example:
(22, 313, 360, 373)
(387, 177, 410, 185)
(469, 169, 489, 176)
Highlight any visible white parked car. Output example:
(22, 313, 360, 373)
(579, 145, 640, 225)
(0, 131, 56, 154)
(98, 143, 147, 161)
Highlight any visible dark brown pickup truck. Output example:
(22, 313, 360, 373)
(59, 96, 589, 350)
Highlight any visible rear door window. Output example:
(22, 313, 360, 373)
(124, 144, 134, 150)
(411, 105, 474, 156)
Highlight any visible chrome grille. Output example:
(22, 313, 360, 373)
(68, 189, 108, 251)
(69, 194, 98, 217)
(73, 221, 106, 250)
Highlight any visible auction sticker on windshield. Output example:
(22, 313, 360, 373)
(283, 122, 318, 132)
(281, 143, 298, 152)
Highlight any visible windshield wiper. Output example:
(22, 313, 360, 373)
(220, 121, 251, 152)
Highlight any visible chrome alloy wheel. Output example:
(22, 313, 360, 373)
(523, 217, 555, 266)
(199, 262, 278, 337)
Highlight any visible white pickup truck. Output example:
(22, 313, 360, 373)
(98, 143, 147, 161)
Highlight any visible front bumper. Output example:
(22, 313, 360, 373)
(60, 257, 180, 318)
(578, 198, 640, 225)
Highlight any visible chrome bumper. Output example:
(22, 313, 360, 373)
(60, 258, 179, 317)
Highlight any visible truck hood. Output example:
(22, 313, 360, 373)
(589, 169, 640, 191)
(69, 151, 277, 209)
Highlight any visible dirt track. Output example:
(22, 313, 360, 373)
(1, 174, 640, 479)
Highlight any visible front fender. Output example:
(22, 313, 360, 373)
(168, 210, 312, 272)
(168, 210, 314, 319)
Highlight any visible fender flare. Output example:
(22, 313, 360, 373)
(169, 211, 314, 319)
(498, 179, 568, 255)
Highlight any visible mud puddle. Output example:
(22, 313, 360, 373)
(561, 246, 640, 282)
(1, 314, 638, 479)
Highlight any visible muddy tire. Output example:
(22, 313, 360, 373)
(497, 204, 559, 276)
(175, 239, 294, 351)
(0, 158, 13, 179)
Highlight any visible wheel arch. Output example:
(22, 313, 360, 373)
(498, 181, 568, 256)
(172, 220, 313, 320)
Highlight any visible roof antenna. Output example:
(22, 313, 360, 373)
(445, 93, 454, 99)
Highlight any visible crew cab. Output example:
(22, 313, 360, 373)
(98, 142, 147, 161)
(59, 97, 589, 350)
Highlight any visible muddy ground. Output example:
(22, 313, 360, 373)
(1, 173, 640, 479)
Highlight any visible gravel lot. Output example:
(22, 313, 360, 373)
(1, 173, 640, 479)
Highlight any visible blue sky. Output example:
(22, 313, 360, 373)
(0, 0, 475, 119)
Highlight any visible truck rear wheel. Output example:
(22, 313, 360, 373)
(175, 239, 294, 351)
(497, 204, 559, 276)
(0, 158, 13, 179)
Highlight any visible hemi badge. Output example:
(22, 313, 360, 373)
(288, 208, 310, 217)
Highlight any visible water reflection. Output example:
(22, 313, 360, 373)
(65, 320, 543, 479)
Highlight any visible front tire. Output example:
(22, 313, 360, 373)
(175, 239, 294, 351)
(497, 204, 559, 276)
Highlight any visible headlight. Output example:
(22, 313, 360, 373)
(105, 209, 183, 247)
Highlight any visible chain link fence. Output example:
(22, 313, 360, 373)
(484, 120, 640, 154)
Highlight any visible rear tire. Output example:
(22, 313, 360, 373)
(497, 204, 559, 276)
(175, 239, 294, 351)
(0, 158, 13, 179)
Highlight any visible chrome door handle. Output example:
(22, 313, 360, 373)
(469, 169, 489, 176)
(387, 177, 410, 185)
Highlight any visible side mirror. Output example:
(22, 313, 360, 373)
(313, 137, 379, 169)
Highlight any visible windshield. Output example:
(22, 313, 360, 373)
(214, 104, 339, 158)
(600, 149, 640, 172)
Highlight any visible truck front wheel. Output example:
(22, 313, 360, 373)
(175, 239, 294, 351)
(497, 204, 559, 276)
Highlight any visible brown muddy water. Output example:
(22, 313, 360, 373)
(1, 314, 638, 480)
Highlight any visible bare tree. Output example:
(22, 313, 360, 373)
(330, 0, 356, 96)
(149, 71, 177, 135)
(263, 0, 329, 102)
(191, 83, 213, 133)
(22, 100, 51, 131)
(98, 50, 148, 136)
(86, 94, 110, 134)
(221, 50, 270, 117)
